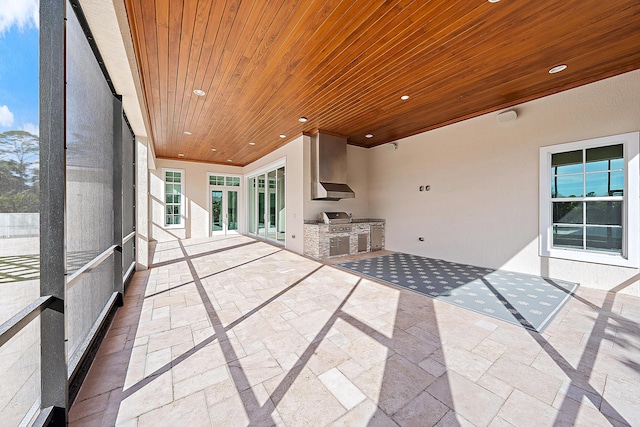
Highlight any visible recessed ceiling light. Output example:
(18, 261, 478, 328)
(183, 131, 192, 135)
(279, 134, 287, 138)
(193, 89, 206, 96)
(298, 117, 308, 123)
(211, 148, 216, 151)
(178, 153, 185, 157)
(227, 159, 233, 163)
(400, 95, 410, 100)
(548, 64, 567, 74)
(249, 142, 256, 145)
(488, 0, 500, 3)
(365, 134, 373, 138)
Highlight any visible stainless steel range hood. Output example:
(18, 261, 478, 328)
(310, 132, 355, 201)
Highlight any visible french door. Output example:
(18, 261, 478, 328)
(210, 188, 239, 236)
(247, 166, 285, 244)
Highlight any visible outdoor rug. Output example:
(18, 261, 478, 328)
(337, 253, 579, 333)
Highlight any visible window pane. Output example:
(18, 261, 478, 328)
(586, 226, 622, 253)
(552, 150, 582, 174)
(553, 202, 583, 224)
(552, 225, 583, 250)
(175, 194, 180, 204)
(165, 194, 172, 203)
(586, 201, 622, 226)
(586, 144, 623, 172)
(166, 206, 172, 215)
(585, 171, 623, 197)
(228, 191, 238, 230)
(166, 215, 173, 225)
(552, 175, 583, 198)
(249, 177, 256, 234)
(173, 172, 181, 183)
(166, 171, 173, 182)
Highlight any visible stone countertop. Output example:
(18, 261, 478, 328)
(304, 218, 385, 224)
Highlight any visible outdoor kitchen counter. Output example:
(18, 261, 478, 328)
(303, 219, 385, 259)
(303, 218, 385, 224)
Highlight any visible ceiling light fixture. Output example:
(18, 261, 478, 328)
(249, 142, 256, 145)
(497, 110, 518, 124)
(548, 64, 567, 74)
(183, 131, 192, 135)
(227, 159, 233, 163)
(365, 134, 373, 138)
(178, 153, 185, 157)
(211, 148, 216, 151)
(298, 117, 308, 123)
(400, 95, 410, 100)
(279, 134, 287, 138)
(488, 0, 500, 3)
(193, 89, 206, 96)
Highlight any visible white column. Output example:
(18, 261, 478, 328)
(135, 136, 150, 270)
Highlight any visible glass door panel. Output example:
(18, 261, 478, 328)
(258, 176, 265, 238)
(211, 190, 223, 234)
(248, 177, 256, 234)
(276, 167, 285, 243)
(228, 190, 238, 232)
(247, 166, 285, 244)
(268, 170, 277, 240)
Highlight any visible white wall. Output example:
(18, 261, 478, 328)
(302, 138, 371, 221)
(149, 159, 242, 241)
(242, 135, 305, 253)
(148, 133, 371, 254)
(368, 70, 640, 295)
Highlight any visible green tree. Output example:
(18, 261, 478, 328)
(0, 130, 39, 212)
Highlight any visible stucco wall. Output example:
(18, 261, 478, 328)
(302, 136, 371, 222)
(242, 135, 305, 253)
(149, 159, 242, 242)
(368, 70, 640, 295)
(148, 134, 371, 255)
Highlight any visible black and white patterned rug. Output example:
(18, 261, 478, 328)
(337, 253, 579, 333)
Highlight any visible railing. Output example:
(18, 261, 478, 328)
(0, 244, 122, 346)
(0, 296, 64, 347)
(0, 237, 136, 426)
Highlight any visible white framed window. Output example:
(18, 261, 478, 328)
(209, 174, 240, 187)
(164, 169, 184, 228)
(539, 132, 639, 267)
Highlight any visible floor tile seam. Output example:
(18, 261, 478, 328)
(70, 388, 114, 414)
(176, 240, 273, 426)
(396, 390, 453, 426)
(67, 408, 107, 426)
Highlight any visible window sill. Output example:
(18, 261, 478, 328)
(164, 225, 185, 230)
(540, 248, 638, 268)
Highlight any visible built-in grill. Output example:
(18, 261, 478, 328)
(320, 211, 351, 224)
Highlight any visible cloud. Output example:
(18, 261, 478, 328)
(22, 122, 39, 136)
(0, 105, 14, 127)
(0, 0, 39, 35)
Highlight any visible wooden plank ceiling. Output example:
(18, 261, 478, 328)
(124, 0, 640, 166)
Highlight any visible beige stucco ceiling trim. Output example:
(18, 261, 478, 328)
(78, 0, 149, 140)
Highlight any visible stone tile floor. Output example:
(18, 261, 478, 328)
(69, 235, 640, 426)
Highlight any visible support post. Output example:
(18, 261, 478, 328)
(113, 95, 124, 298)
(39, 0, 68, 424)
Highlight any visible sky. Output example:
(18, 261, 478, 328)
(0, 0, 39, 136)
